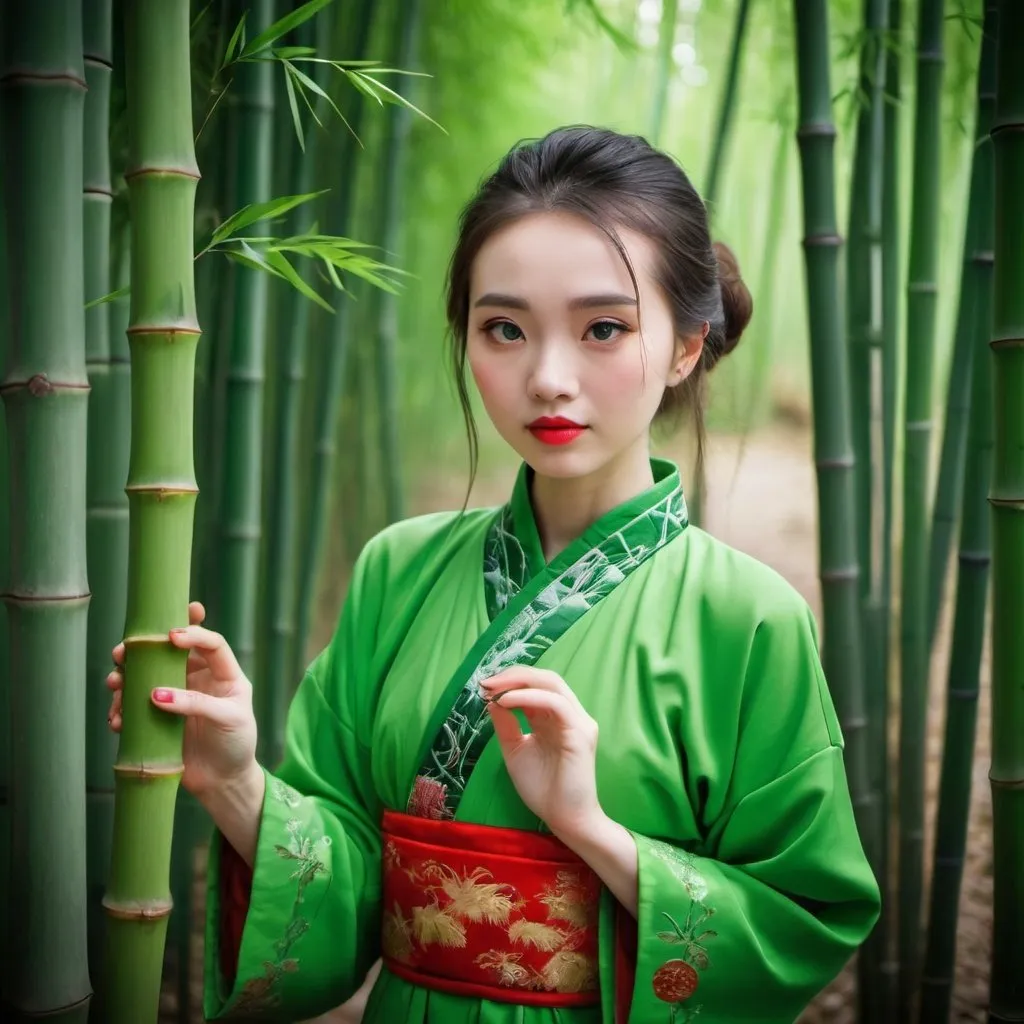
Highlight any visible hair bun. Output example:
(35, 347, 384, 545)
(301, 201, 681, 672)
(713, 241, 753, 356)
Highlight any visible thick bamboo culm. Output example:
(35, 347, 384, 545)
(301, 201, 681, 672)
(845, 2, 889, 1018)
(99, 1, 200, 1021)
(877, 1, 904, 1013)
(919, 16, 996, 1021)
(896, 1, 945, 1016)
(82, 0, 129, 995)
(0, 3, 93, 1020)
(988, 1, 1024, 1018)
(791, 2, 876, 976)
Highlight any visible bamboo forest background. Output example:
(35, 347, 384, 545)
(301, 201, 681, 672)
(0, 0, 1016, 1023)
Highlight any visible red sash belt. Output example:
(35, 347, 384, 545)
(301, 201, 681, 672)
(380, 809, 602, 1006)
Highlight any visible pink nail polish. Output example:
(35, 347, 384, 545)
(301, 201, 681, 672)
(152, 688, 174, 704)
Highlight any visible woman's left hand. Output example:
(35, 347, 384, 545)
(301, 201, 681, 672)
(479, 667, 601, 839)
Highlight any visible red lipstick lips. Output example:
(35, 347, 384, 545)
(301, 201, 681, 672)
(527, 416, 587, 446)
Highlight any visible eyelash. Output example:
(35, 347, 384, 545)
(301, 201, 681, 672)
(481, 319, 630, 345)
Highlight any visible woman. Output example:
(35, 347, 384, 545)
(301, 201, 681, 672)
(108, 126, 880, 1024)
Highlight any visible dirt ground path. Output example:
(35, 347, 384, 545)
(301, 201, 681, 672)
(165, 423, 994, 1022)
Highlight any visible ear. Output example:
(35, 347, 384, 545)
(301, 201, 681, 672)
(667, 327, 706, 386)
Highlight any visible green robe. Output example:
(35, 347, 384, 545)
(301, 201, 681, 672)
(205, 458, 880, 1023)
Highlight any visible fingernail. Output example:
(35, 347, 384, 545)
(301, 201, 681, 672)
(152, 688, 174, 704)
(169, 628, 186, 637)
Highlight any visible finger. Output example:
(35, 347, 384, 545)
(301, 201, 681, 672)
(188, 601, 206, 626)
(480, 668, 583, 708)
(151, 686, 242, 728)
(111, 689, 122, 719)
(186, 652, 207, 675)
(167, 626, 242, 683)
(111, 642, 125, 667)
(486, 688, 579, 729)
(106, 668, 124, 692)
(486, 701, 528, 749)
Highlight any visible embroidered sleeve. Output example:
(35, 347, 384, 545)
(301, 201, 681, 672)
(611, 600, 880, 1023)
(623, 747, 879, 1023)
(203, 544, 386, 1021)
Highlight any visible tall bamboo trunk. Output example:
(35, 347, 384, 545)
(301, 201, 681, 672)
(845, 3, 889, 1017)
(262, 10, 331, 766)
(702, 0, 752, 210)
(988, 2, 1024, 1018)
(919, 21, 995, 1020)
(0, 177, 8, 973)
(99, 2, 200, 1021)
(0, 3, 92, 1020)
(877, 1, 903, 1013)
(82, 0, 127, 997)
(218, 0, 275, 681)
(896, 3, 945, 1015)
(926, 16, 996, 649)
(293, 0, 376, 681)
(791, 6, 876, 982)
(372, 0, 419, 528)
(648, 0, 678, 147)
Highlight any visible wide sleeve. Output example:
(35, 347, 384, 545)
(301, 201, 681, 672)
(607, 601, 881, 1024)
(203, 541, 386, 1022)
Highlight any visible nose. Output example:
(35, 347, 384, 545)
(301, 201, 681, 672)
(527, 339, 579, 403)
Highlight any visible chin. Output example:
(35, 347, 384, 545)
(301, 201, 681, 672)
(516, 442, 611, 481)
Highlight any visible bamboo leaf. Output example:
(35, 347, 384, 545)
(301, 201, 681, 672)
(228, 240, 286, 279)
(262, 247, 334, 311)
(221, 13, 248, 71)
(239, 0, 336, 59)
(85, 285, 130, 310)
(346, 71, 446, 133)
(285, 59, 343, 123)
(204, 191, 329, 250)
(271, 46, 317, 58)
(283, 64, 305, 152)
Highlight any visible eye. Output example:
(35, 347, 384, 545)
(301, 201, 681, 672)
(586, 320, 627, 344)
(485, 320, 524, 344)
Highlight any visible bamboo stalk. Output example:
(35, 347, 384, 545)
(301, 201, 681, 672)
(919, 22, 995, 1020)
(372, 0, 418, 528)
(988, 2, 1024, 1018)
(926, 14, 996, 649)
(702, 0, 752, 210)
(0, 2, 92, 1019)
(82, 0, 127, 996)
(897, 2, 945, 1014)
(648, 0, 678, 147)
(0, 162, 8, 977)
(791, 0, 876, 908)
(99, 1, 200, 1020)
(293, 0, 375, 681)
(845, 3, 889, 1017)
(262, 9, 331, 766)
(876, 1, 903, 1013)
(217, 0, 275, 681)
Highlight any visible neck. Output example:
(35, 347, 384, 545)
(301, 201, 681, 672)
(529, 440, 656, 562)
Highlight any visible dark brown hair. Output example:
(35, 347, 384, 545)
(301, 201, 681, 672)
(445, 124, 753, 488)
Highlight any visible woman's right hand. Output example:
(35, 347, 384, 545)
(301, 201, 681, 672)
(107, 601, 259, 801)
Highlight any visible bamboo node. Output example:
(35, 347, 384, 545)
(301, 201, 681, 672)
(112, 762, 184, 780)
(0, 69, 87, 89)
(122, 633, 181, 647)
(796, 122, 836, 139)
(990, 336, 1024, 350)
(124, 483, 200, 498)
(802, 233, 842, 249)
(820, 566, 860, 583)
(123, 164, 201, 182)
(101, 896, 174, 921)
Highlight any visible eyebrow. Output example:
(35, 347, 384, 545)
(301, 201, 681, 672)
(472, 292, 638, 311)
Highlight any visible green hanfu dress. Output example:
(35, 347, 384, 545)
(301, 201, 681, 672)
(204, 458, 880, 1023)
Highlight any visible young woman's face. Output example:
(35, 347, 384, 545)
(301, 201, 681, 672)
(467, 211, 701, 481)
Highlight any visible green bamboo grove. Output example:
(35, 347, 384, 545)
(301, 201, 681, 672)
(0, 0, 1016, 1020)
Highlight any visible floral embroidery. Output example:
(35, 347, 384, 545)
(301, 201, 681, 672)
(648, 842, 717, 1024)
(381, 838, 600, 996)
(410, 481, 687, 818)
(225, 786, 331, 1016)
